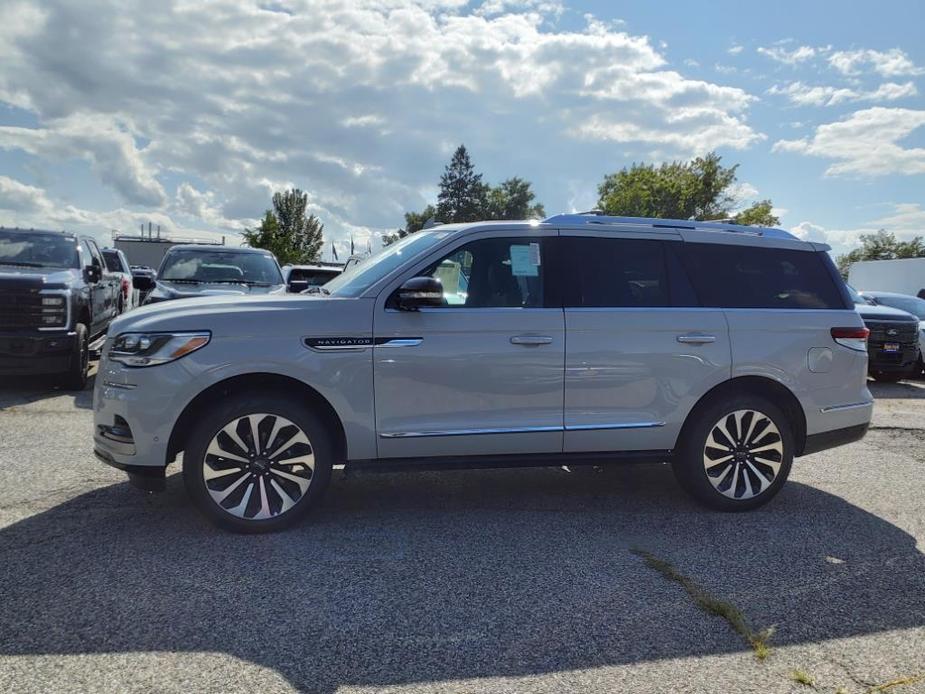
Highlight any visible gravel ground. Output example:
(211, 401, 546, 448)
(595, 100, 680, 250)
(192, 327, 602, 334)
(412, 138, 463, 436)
(0, 371, 923, 694)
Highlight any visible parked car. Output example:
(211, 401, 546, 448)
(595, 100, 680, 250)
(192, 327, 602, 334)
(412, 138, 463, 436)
(847, 285, 920, 382)
(129, 265, 157, 303)
(281, 264, 342, 293)
(102, 248, 135, 314)
(139, 245, 286, 305)
(94, 213, 872, 532)
(1, 227, 120, 389)
(860, 290, 925, 376)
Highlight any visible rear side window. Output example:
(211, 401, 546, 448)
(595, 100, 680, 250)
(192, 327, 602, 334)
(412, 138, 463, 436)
(102, 251, 123, 272)
(564, 237, 670, 307)
(682, 243, 848, 309)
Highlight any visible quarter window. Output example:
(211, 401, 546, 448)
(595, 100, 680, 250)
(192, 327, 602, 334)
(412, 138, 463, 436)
(682, 243, 847, 309)
(423, 238, 545, 308)
(564, 237, 670, 308)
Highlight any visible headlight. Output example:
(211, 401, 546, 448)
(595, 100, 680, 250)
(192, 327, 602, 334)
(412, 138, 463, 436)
(109, 331, 210, 367)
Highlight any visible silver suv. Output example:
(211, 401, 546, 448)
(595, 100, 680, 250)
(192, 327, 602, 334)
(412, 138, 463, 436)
(93, 214, 873, 532)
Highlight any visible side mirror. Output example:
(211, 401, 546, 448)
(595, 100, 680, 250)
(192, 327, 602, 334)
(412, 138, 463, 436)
(85, 265, 101, 283)
(397, 276, 444, 311)
(132, 275, 154, 292)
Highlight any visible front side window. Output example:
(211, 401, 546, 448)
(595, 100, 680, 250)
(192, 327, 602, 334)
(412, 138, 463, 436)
(563, 237, 670, 307)
(420, 237, 545, 308)
(0, 230, 80, 269)
(102, 250, 124, 273)
(682, 244, 847, 309)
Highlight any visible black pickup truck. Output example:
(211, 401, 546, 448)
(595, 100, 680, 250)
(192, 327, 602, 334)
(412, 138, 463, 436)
(0, 227, 121, 389)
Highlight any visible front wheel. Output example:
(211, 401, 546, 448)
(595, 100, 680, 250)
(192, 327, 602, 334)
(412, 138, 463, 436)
(61, 323, 89, 391)
(672, 395, 794, 511)
(183, 393, 333, 532)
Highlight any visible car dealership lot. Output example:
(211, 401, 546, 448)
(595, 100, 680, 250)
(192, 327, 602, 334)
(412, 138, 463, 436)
(1, 377, 923, 694)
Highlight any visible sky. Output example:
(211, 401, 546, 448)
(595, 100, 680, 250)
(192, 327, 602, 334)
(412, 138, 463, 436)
(0, 0, 923, 261)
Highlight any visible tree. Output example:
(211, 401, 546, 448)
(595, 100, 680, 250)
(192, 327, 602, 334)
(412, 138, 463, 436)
(597, 152, 775, 226)
(242, 188, 324, 264)
(486, 177, 545, 220)
(836, 229, 925, 277)
(733, 200, 779, 227)
(436, 145, 489, 223)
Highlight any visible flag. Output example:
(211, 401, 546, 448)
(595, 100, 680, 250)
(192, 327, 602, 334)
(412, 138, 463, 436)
(366, 237, 372, 253)
(350, 236, 355, 255)
(331, 241, 338, 261)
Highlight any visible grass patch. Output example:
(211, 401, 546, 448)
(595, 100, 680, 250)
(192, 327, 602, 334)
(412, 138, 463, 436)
(866, 674, 925, 693)
(631, 548, 774, 660)
(791, 669, 815, 687)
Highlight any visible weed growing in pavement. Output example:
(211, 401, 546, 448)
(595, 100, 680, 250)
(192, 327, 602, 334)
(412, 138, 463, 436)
(791, 669, 815, 687)
(630, 548, 775, 660)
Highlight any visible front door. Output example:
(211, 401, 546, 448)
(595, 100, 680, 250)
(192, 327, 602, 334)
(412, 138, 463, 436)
(373, 232, 564, 459)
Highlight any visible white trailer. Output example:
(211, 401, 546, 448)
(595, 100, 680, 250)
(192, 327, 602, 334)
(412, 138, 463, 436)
(848, 257, 925, 298)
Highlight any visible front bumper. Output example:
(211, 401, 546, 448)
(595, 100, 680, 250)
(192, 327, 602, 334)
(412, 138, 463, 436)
(0, 331, 77, 376)
(94, 446, 165, 492)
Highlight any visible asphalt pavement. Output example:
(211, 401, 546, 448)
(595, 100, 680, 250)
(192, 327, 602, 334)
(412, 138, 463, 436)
(1, 371, 923, 694)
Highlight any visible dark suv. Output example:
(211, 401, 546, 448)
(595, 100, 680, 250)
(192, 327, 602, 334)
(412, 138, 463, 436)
(0, 227, 120, 389)
(847, 285, 920, 382)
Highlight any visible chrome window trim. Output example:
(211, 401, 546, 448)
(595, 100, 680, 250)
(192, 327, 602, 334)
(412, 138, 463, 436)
(819, 401, 874, 414)
(376, 338, 423, 348)
(379, 422, 665, 439)
(37, 289, 71, 332)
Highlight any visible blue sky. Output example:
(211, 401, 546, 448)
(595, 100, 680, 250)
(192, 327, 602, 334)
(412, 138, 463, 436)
(0, 0, 923, 259)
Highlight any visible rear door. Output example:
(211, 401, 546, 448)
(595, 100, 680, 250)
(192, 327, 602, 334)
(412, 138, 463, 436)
(372, 230, 565, 459)
(561, 231, 731, 453)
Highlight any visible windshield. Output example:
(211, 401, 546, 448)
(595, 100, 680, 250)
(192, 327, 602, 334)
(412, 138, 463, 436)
(325, 232, 449, 297)
(159, 250, 283, 284)
(0, 230, 79, 269)
(872, 294, 925, 320)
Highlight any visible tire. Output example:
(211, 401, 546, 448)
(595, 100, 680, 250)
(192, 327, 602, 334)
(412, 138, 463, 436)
(872, 371, 903, 383)
(117, 295, 124, 315)
(183, 393, 333, 533)
(61, 323, 89, 391)
(671, 394, 794, 511)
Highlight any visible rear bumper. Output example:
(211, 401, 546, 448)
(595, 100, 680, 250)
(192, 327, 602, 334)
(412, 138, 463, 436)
(801, 422, 869, 456)
(0, 332, 77, 376)
(867, 343, 919, 372)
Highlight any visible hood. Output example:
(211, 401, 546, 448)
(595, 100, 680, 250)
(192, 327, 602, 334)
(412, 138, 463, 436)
(855, 302, 919, 322)
(0, 267, 81, 290)
(112, 292, 351, 337)
(146, 280, 287, 303)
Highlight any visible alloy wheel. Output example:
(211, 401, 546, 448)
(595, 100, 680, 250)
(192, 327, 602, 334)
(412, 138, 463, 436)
(203, 413, 315, 520)
(702, 409, 783, 500)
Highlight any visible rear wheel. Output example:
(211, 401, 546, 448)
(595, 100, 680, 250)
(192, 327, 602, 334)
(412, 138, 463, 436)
(672, 394, 793, 511)
(61, 323, 89, 391)
(183, 393, 333, 532)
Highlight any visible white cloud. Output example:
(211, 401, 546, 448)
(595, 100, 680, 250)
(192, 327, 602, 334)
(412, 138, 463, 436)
(727, 44, 744, 55)
(869, 203, 925, 231)
(772, 107, 925, 176)
(0, 0, 765, 250)
(767, 80, 917, 107)
(828, 48, 924, 77)
(757, 45, 816, 65)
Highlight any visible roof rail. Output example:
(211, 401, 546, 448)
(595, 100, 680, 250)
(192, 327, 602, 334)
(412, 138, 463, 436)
(542, 213, 797, 240)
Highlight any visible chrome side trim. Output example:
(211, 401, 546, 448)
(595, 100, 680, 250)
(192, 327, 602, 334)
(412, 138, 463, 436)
(379, 422, 665, 438)
(379, 425, 562, 439)
(103, 381, 137, 390)
(565, 422, 666, 431)
(819, 401, 874, 414)
(377, 338, 423, 348)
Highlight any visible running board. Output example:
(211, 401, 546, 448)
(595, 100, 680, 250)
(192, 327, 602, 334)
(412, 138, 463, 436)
(88, 335, 107, 359)
(346, 449, 673, 473)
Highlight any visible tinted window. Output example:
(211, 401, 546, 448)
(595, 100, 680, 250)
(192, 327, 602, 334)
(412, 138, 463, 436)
(159, 250, 283, 284)
(102, 250, 124, 273)
(422, 237, 545, 308)
(683, 243, 846, 309)
(564, 237, 669, 308)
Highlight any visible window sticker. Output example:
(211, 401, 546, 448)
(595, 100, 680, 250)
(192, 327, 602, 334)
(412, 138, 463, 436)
(510, 244, 539, 277)
(528, 242, 541, 266)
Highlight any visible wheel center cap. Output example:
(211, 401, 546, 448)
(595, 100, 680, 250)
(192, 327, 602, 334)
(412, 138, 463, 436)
(251, 457, 270, 473)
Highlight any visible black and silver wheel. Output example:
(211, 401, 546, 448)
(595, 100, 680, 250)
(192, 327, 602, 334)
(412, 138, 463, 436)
(672, 395, 793, 511)
(183, 394, 333, 532)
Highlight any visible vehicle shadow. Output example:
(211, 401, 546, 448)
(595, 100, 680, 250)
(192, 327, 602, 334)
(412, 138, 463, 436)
(0, 466, 922, 693)
(868, 379, 925, 400)
(0, 372, 95, 410)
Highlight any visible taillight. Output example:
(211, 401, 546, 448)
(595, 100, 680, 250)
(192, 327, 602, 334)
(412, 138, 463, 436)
(831, 326, 869, 352)
(121, 277, 130, 298)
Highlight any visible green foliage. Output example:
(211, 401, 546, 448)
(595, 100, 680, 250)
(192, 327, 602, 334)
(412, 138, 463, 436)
(598, 152, 776, 227)
(836, 229, 925, 277)
(733, 199, 779, 227)
(436, 145, 489, 224)
(242, 189, 324, 264)
(487, 177, 545, 220)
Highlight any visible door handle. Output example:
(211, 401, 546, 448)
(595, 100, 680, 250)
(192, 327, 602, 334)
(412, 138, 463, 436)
(510, 335, 553, 346)
(677, 333, 716, 344)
